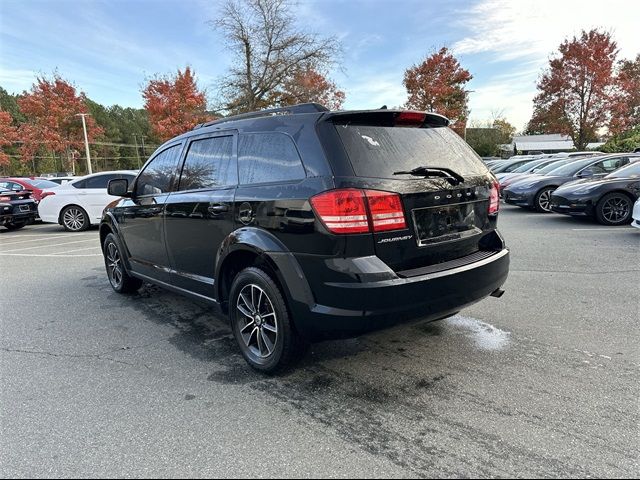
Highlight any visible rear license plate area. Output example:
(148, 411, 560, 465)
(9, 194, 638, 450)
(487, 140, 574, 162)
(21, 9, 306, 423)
(412, 202, 483, 246)
(19, 205, 31, 212)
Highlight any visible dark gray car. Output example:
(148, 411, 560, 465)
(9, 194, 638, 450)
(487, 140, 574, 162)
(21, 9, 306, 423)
(503, 154, 633, 212)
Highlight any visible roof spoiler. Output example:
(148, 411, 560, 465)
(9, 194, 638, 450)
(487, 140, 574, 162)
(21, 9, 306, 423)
(324, 109, 450, 128)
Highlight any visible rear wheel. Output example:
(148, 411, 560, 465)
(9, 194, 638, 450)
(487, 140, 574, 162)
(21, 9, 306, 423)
(61, 205, 90, 232)
(534, 187, 555, 213)
(229, 267, 308, 373)
(595, 193, 633, 225)
(103, 233, 142, 293)
(5, 221, 27, 230)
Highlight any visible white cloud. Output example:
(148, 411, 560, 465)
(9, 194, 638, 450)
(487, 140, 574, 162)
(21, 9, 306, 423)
(457, 0, 640, 130)
(453, 0, 640, 61)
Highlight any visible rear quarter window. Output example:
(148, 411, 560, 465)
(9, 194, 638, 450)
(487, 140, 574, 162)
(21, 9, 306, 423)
(335, 125, 487, 179)
(238, 133, 306, 185)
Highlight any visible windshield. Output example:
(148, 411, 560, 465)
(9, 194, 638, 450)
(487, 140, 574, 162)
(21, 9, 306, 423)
(512, 159, 549, 173)
(534, 159, 572, 174)
(606, 161, 640, 178)
(544, 158, 598, 176)
(335, 125, 487, 178)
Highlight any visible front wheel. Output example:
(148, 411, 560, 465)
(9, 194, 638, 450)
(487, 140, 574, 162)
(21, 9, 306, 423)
(595, 193, 633, 225)
(229, 267, 308, 373)
(103, 233, 142, 293)
(534, 187, 555, 213)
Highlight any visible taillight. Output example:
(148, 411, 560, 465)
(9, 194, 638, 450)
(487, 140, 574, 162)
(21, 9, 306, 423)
(364, 190, 407, 231)
(489, 181, 500, 215)
(310, 189, 407, 234)
(0, 196, 11, 202)
(309, 189, 369, 234)
(41, 191, 55, 199)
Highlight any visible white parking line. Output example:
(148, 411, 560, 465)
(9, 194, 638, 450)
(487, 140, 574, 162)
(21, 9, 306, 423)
(0, 235, 73, 246)
(0, 238, 98, 253)
(571, 228, 633, 231)
(0, 253, 102, 257)
(51, 246, 102, 255)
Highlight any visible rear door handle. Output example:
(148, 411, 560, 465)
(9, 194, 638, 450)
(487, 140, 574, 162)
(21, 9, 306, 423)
(208, 204, 229, 214)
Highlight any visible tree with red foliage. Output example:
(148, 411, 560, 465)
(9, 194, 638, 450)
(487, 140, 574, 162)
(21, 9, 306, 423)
(142, 67, 209, 142)
(527, 30, 618, 150)
(17, 74, 103, 171)
(609, 54, 640, 136)
(0, 110, 18, 167)
(403, 47, 473, 136)
(279, 67, 345, 110)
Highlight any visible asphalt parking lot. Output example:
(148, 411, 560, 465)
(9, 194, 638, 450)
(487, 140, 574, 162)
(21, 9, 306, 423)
(1, 206, 638, 478)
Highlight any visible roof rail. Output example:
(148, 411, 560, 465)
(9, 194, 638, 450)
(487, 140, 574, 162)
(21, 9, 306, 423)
(194, 103, 329, 130)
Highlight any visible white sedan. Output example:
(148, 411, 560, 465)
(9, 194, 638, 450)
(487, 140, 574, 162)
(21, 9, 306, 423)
(38, 170, 137, 231)
(632, 198, 640, 230)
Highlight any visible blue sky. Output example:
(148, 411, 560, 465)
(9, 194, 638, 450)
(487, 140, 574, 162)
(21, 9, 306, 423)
(1, 0, 639, 131)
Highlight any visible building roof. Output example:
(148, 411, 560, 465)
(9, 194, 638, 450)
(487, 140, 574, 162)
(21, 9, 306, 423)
(513, 133, 574, 152)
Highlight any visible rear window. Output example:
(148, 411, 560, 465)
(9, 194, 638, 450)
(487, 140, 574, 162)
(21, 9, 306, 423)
(335, 126, 487, 179)
(29, 179, 60, 189)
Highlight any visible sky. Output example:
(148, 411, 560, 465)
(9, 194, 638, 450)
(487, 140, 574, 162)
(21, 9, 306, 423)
(1, 0, 639, 131)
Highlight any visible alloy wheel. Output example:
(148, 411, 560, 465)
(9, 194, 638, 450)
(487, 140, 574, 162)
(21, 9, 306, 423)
(538, 189, 553, 212)
(105, 242, 123, 289)
(63, 207, 86, 231)
(235, 284, 278, 359)
(602, 196, 630, 223)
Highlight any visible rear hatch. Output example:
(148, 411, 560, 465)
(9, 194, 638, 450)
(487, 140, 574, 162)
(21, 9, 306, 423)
(323, 111, 500, 273)
(0, 191, 36, 215)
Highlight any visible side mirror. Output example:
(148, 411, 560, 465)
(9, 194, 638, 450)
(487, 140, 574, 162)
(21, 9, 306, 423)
(579, 167, 595, 178)
(108, 178, 131, 197)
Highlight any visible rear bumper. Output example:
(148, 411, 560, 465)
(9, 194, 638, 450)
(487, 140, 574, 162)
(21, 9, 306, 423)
(287, 248, 510, 341)
(0, 203, 37, 225)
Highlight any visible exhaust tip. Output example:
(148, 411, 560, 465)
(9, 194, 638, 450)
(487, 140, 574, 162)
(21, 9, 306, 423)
(490, 288, 505, 298)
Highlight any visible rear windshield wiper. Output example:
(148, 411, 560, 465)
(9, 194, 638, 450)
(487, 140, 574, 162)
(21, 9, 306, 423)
(393, 166, 465, 185)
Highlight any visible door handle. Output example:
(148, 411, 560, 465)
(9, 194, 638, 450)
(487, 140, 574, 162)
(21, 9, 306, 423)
(208, 204, 229, 214)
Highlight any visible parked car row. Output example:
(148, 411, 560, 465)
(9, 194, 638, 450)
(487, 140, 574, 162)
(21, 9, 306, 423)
(490, 153, 640, 225)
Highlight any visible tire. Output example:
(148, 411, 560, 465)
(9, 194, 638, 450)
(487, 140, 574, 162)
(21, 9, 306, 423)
(5, 221, 27, 230)
(103, 233, 142, 293)
(229, 267, 308, 373)
(61, 205, 90, 232)
(534, 187, 555, 213)
(595, 192, 633, 226)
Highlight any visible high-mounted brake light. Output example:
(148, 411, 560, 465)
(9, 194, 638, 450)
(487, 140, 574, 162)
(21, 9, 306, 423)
(395, 111, 426, 126)
(310, 189, 407, 234)
(489, 181, 500, 215)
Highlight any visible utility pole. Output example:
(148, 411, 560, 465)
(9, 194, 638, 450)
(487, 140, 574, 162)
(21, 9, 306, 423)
(132, 134, 141, 168)
(75, 113, 93, 175)
(140, 135, 147, 160)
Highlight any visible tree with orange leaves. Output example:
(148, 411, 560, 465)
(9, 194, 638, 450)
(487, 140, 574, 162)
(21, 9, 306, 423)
(403, 47, 473, 136)
(142, 67, 209, 142)
(17, 74, 103, 172)
(527, 30, 618, 150)
(609, 54, 640, 136)
(279, 67, 345, 111)
(0, 110, 18, 168)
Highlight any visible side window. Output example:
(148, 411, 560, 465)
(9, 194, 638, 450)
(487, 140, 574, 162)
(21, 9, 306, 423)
(592, 157, 629, 174)
(135, 145, 182, 196)
(85, 174, 118, 189)
(72, 179, 87, 189)
(238, 133, 306, 185)
(178, 136, 236, 191)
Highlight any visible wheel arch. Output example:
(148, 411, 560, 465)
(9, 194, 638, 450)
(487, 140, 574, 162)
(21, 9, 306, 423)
(57, 203, 89, 225)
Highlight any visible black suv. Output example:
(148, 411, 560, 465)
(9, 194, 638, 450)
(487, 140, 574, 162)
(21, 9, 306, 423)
(100, 104, 509, 372)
